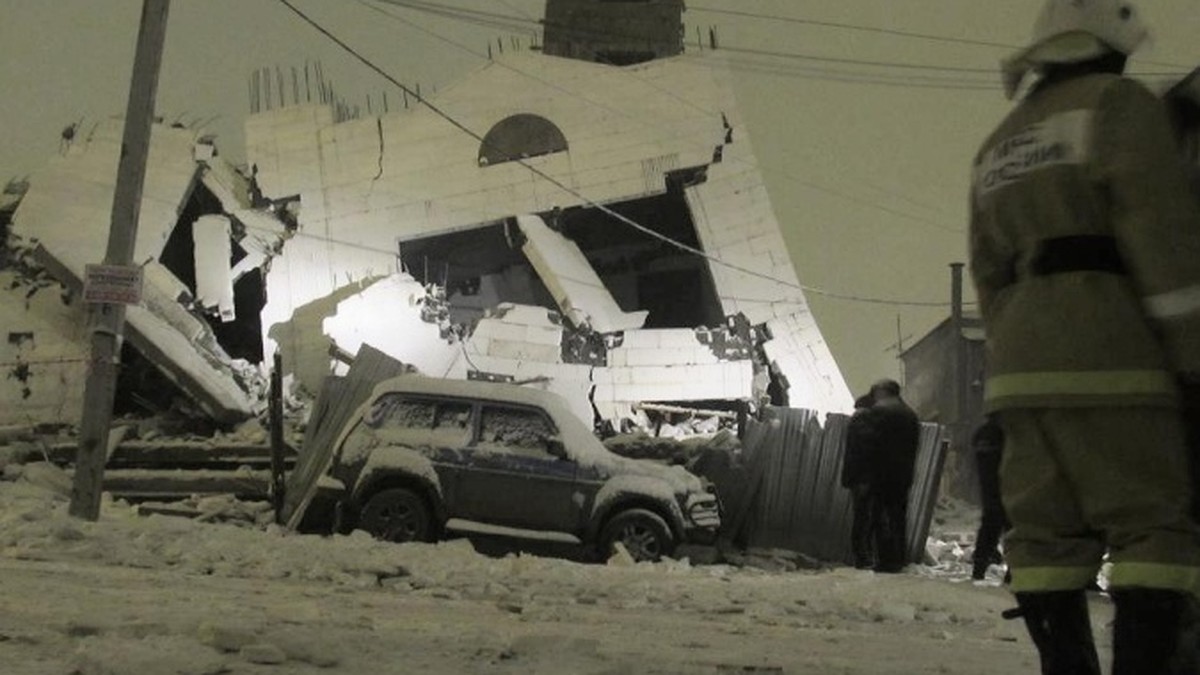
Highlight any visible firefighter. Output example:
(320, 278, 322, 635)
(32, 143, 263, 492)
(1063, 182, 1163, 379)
(969, 1, 1200, 673)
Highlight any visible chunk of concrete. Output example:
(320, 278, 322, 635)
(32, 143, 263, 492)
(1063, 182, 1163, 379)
(516, 214, 647, 333)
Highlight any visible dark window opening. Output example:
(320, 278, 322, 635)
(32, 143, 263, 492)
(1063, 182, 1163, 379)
(398, 181, 723, 331)
(158, 183, 266, 363)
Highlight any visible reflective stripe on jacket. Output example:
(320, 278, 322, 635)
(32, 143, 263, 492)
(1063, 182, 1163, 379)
(969, 73, 1200, 411)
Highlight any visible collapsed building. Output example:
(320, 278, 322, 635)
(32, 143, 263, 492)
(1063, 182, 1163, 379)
(0, 0, 853, 433)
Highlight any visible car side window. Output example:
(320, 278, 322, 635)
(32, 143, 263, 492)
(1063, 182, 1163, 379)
(478, 405, 559, 458)
(364, 394, 435, 429)
(430, 399, 473, 446)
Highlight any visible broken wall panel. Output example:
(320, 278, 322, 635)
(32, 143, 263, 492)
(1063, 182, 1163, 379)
(32, 248, 255, 424)
(465, 353, 595, 427)
(12, 121, 201, 272)
(607, 328, 720, 367)
(322, 274, 464, 380)
(240, 51, 850, 415)
(0, 272, 87, 426)
(9, 121, 261, 424)
(592, 360, 753, 423)
(198, 156, 252, 210)
(261, 233, 398, 368)
(763, 312, 854, 414)
(243, 105, 334, 198)
(516, 214, 648, 333)
(192, 215, 235, 321)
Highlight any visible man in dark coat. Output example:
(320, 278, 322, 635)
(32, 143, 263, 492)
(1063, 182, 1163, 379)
(865, 379, 921, 573)
(841, 393, 878, 569)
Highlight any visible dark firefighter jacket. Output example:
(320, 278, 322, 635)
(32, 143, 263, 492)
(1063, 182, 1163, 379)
(970, 73, 1200, 411)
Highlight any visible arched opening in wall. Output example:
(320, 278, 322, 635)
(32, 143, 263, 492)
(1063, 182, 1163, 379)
(478, 114, 568, 166)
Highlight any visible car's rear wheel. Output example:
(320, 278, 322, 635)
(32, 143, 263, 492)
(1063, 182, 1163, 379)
(599, 508, 675, 562)
(359, 488, 434, 543)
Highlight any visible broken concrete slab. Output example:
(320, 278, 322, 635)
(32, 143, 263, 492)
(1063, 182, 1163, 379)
(322, 274, 463, 380)
(516, 214, 648, 333)
(762, 312, 854, 414)
(0, 271, 88, 427)
(463, 353, 594, 427)
(33, 249, 255, 424)
(607, 328, 720, 367)
(11, 120, 201, 273)
(469, 303, 565, 364)
(592, 360, 753, 425)
(193, 214, 236, 322)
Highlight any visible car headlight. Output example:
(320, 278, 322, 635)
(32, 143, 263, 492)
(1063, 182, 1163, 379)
(685, 494, 721, 528)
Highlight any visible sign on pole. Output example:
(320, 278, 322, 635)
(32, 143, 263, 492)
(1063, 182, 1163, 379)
(83, 264, 144, 306)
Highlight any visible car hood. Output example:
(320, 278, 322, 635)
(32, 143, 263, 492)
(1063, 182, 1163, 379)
(577, 450, 706, 495)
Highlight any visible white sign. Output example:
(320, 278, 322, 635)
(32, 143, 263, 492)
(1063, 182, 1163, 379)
(83, 264, 144, 305)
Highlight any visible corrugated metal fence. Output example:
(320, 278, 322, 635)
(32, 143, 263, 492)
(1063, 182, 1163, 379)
(727, 406, 947, 565)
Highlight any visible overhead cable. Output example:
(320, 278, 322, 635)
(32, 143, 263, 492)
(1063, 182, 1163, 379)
(360, 0, 972, 233)
(273, 0, 960, 308)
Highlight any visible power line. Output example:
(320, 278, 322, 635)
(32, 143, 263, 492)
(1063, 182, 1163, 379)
(695, 55, 999, 91)
(357, 0, 975, 234)
(686, 4, 1195, 71)
(272, 0, 960, 308)
(689, 5, 1018, 50)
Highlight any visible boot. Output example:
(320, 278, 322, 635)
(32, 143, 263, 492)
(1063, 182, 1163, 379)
(1014, 590, 1101, 675)
(1111, 588, 1200, 675)
(971, 558, 989, 581)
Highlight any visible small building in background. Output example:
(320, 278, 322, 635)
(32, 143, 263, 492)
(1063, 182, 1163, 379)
(899, 309, 986, 501)
(542, 0, 686, 65)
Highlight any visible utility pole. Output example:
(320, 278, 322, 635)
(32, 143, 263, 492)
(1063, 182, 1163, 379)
(69, 0, 171, 521)
(950, 263, 967, 427)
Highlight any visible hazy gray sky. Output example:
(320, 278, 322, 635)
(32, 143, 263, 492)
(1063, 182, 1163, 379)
(2, 0, 1197, 394)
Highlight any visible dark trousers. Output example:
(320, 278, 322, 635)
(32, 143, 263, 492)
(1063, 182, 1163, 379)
(849, 485, 875, 568)
(973, 508, 1009, 578)
(872, 487, 909, 572)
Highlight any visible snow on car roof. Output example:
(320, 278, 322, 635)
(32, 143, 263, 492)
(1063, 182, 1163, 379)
(365, 375, 598, 449)
(369, 375, 572, 412)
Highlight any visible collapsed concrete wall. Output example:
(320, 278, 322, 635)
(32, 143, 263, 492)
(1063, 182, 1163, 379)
(2, 50, 852, 431)
(245, 50, 853, 424)
(0, 270, 88, 426)
(5, 121, 286, 425)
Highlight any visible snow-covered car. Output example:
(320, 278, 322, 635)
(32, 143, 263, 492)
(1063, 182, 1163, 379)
(305, 376, 720, 561)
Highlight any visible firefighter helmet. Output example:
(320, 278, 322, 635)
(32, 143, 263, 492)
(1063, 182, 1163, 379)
(1001, 0, 1148, 99)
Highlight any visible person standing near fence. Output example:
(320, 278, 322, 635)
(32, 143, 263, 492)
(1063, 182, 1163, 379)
(841, 392, 879, 569)
(864, 379, 921, 574)
(969, 1, 1200, 671)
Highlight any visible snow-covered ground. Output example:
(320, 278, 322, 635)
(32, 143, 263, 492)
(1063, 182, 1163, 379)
(0, 460, 1115, 674)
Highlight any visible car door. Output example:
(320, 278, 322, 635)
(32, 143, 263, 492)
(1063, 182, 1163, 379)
(454, 403, 581, 533)
(336, 394, 472, 501)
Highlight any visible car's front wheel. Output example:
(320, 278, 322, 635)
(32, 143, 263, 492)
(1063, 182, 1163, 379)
(359, 488, 434, 543)
(598, 508, 675, 562)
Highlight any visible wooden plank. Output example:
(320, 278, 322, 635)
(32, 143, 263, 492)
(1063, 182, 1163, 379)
(281, 344, 413, 528)
(71, 468, 273, 500)
(45, 441, 295, 467)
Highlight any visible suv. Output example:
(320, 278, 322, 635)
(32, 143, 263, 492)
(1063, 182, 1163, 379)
(297, 376, 720, 562)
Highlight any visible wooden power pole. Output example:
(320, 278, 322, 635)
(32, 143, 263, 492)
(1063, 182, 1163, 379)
(69, 0, 172, 521)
